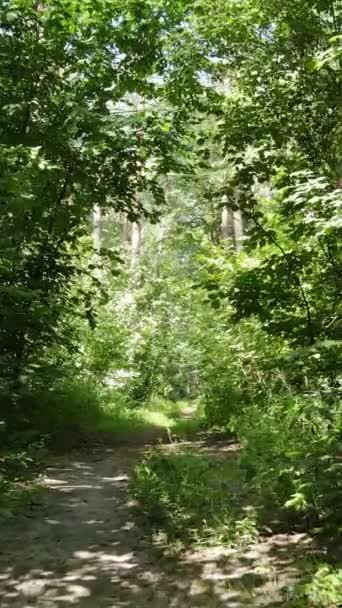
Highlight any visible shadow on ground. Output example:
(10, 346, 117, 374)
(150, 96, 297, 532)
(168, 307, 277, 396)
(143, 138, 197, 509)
(0, 440, 317, 608)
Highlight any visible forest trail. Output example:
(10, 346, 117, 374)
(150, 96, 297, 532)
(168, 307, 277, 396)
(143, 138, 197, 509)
(0, 436, 315, 608)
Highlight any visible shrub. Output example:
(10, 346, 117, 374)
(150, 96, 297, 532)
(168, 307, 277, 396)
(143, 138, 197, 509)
(131, 449, 258, 547)
(237, 396, 342, 531)
(0, 436, 47, 521)
(284, 564, 342, 608)
(201, 320, 290, 430)
(4, 380, 145, 441)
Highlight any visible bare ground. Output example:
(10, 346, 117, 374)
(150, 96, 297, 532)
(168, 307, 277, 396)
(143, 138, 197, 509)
(0, 434, 317, 608)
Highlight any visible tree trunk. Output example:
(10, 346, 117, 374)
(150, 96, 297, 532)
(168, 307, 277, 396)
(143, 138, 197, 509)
(233, 208, 244, 251)
(155, 219, 166, 277)
(221, 199, 244, 251)
(131, 222, 143, 264)
(92, 204, 102, 253)
(122, 214, 131, 245)
(221, 205, 235, 243)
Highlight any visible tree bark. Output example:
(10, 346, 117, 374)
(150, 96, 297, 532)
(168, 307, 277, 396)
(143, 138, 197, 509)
(221, 205, 235, 242)
(233, 208, 244, 251)
(92, 204, 102, 253)
(131, 221, 143, 264)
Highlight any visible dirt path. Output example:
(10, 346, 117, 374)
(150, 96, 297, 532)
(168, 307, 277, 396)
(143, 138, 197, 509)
(0, 440, 315, 608)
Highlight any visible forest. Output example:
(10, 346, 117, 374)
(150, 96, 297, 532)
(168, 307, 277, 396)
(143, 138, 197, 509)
(0, 1, 341, 607)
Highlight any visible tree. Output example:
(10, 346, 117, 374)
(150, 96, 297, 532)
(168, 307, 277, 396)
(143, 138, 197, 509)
(0, 0, 199, 407)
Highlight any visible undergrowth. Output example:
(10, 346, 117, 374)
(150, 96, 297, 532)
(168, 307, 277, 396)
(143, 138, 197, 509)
(1, 388, 203, 519)
(131, 448, 259, 549)
(282, 563, 342, 608)
(4, 381, 202, 441)
(236, 397, 342, 541)
(131, 394, 342, 552)
(0, 438, 46, 521)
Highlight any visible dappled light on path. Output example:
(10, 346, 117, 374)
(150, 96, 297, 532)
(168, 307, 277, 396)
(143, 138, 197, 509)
(0, 444, 316, 607)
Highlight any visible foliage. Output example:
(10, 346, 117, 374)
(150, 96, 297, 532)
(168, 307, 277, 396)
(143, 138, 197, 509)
(200, 318, 291, 429)
(0, 0, 341, 572)
(0, 479, 41, 522)
(238, 397, 342, 529)
(132, 449, 258, 548)
(0, 0, 195, 427)
(283, 564, 342, 608)
(0, 436, 46, 520)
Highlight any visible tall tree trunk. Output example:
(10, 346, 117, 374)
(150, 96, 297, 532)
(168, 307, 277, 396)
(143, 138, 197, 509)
(131, 221, 143, 265)
(92, 204, 102, 253)
(122, 213, 131, 245)
(233, 208, 244, 251)
(221, 196, 244, 251)
(221, 205, 235, 243)
(155, 218, 166, 277)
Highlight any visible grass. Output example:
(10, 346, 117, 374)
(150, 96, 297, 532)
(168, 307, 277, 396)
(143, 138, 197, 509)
(7, 380, 205, 442)
(1, 386, 205, 521)
(131, 447, 259, 549)
(94, 395, 205, 437)
(94, 396, 182, 434)
(142, 396, 205, 435)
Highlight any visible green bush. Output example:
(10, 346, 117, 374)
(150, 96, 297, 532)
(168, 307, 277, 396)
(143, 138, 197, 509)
(131, 449, 258, 547)
(4, 380, 145, 440)
(284, 564, 342, 608)
(0, 436, 47, 521)
(237, 397, 342, 531)
(201, 317, 342, 535)
(201, 320, 290, 430)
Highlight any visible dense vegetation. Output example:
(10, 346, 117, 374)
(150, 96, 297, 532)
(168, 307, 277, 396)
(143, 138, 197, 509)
(0, 1, 341, 604)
